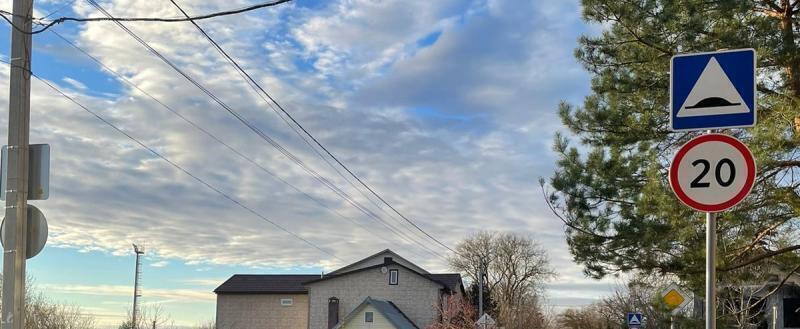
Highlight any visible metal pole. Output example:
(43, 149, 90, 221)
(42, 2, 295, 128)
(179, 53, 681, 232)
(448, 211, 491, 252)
(706, 212, 716, 329)
(670, 316, 675, 329)
(478, 262, 483, 316)
(478, 262, 484, 329)
(1, 0, 33, 327)
(132, 244, 144, 329)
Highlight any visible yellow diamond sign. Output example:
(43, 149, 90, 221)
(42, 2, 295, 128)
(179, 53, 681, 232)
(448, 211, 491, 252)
(661, 283, 690, 312)
(663, 289, 685, 309)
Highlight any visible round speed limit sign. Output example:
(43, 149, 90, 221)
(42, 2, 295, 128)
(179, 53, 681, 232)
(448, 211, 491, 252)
(669, 134, 756, 212)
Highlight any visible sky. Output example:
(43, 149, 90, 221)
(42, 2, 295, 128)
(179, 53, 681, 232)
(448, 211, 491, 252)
(0, 0, 620, 326)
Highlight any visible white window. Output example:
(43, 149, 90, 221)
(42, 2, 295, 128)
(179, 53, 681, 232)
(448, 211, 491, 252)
(280, 298, 293, 306)
(389, 269, 399, 285)
(365, 312, 374, 323)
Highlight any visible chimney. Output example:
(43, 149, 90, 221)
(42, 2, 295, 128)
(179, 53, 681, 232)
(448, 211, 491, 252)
(328, 297, 339, 329)
(384, 257, 393, 264)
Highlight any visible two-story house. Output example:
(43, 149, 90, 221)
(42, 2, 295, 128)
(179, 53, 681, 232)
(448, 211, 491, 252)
(214, 249, 464, 329)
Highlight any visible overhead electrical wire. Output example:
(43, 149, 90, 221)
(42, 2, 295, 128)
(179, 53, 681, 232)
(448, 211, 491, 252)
(165, 0, 445, 257)
(45, 29, 426, 258)
(0, 0, 293, 35)
(82, 0, 448, 260)
(0, 57, 343, 263)
(165, 0, 458, 255)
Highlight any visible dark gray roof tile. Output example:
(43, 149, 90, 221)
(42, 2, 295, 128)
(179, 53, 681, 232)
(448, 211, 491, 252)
(214, 274, 320, 294)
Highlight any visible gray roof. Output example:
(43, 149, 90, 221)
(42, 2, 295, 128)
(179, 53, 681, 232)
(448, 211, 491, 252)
(334, 297, 419, 329)
(426, 274, 463, 293)
(214, 274, 320, 294)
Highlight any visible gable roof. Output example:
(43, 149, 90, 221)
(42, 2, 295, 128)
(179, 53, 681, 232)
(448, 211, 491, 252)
(214, 274, 320, 294)
(303, 260, 462, 293)
(333, 297, 419, 329)
(328, 249, 429, 275)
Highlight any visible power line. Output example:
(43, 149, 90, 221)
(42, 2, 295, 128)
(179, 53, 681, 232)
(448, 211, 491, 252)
(0, 58, 344, 263)
(0, 0, 293, 35)
(82, 0, 448, 260)
(46, 28, 430, 260)
(165, 0, 457, 255)
(165, 0, 448, 257)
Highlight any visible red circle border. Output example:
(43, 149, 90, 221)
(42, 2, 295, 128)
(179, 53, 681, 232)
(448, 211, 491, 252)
(669, 134, 756, 213)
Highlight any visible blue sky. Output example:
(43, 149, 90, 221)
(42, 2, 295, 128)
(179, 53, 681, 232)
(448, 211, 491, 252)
(0, 0, 618, 326)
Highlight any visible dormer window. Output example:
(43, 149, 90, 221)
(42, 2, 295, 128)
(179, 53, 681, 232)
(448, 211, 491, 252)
(389, 269, 399, 285)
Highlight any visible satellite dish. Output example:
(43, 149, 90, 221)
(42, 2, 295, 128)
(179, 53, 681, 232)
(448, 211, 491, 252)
(380, 266, 388, 274)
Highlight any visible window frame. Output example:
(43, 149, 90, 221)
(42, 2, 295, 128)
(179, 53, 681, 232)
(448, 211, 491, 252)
(365, 311, 374, 323)
(389, 269, 399, 285)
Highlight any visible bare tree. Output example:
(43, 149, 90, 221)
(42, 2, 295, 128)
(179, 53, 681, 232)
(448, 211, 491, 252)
(496, 294, 553, 329)
(119, 304, 175, 329)
(0, 275, 96, 329)
(449, 232, 554, 329)
(558, 305, 610, 329)
(427, 295, 477, 329)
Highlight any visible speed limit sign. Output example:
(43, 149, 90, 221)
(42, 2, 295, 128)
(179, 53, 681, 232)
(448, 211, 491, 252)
(669, 134, 756, 212)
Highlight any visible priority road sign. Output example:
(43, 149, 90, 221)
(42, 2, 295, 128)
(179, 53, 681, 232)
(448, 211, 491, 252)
(627, 312, 643, 326)
(669, 134, 756, 212)
(670, 49, 756, 131)
(661, 283, 691, 313)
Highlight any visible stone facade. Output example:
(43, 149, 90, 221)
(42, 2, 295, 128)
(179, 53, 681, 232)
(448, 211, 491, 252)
(306, 264, 442, 329)
(216, 294, 309, 329)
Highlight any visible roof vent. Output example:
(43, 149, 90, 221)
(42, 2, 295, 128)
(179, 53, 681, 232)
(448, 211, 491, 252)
(384, 257, 393, 264)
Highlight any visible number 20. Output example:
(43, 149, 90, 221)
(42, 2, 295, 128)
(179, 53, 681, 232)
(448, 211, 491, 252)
(690, 158, 735, 188)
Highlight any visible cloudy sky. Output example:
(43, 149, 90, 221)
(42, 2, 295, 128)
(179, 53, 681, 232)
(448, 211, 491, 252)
(0, 0, 618, 326)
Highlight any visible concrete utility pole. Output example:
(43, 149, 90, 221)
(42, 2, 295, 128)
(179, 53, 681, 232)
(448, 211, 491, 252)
(132, 244, 145, 329)
(1, 0, 33, 328)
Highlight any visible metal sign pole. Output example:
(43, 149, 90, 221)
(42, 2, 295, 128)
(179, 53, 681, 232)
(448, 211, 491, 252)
(706, 211, 716, 329)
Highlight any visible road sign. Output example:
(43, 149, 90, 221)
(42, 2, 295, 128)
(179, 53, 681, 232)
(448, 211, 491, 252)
(670, 49, 756, 131)
(0, 205, 47, 259)
(669, 134, 756, 212)
(0, 144, 50, 200)
(627, 312, 643, 326)
(661, 283, 691, 313)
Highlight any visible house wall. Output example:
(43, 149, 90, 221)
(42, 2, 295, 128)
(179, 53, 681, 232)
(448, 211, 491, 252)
(340, 305, 394, 329)
(216, 294, 309, 329)
(307, 265, 441, 329)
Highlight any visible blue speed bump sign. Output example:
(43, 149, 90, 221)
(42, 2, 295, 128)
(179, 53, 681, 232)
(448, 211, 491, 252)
(627, 312, 643, 326)
(670, 48, 756, 131)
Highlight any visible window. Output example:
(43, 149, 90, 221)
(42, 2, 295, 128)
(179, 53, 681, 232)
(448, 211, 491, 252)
(365, 312, 374, 323)
(389, 269, 399, 285)
(280, 298, 293, 307)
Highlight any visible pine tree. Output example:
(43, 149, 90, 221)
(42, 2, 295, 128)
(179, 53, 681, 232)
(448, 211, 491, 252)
(548, 0, 800, 302)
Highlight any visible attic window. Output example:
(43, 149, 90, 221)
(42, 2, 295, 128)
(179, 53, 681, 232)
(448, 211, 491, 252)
(365, 312, 374, 323)
(280, 298, 293, 306)
(389, 269, 399, 285)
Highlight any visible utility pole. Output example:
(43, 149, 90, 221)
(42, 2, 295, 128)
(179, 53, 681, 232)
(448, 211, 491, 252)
(1, 0, 33, 328)
(478, 262, 483, 316)
(132, 244, 144, 329)
(478, 260, 486, 329)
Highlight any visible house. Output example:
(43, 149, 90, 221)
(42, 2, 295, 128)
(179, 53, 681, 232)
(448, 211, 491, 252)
(215, 249, 464, 329)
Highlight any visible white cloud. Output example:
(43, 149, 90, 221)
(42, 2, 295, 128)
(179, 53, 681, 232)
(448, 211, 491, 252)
(40, 283, 216, 302)
(8, 0, 609, 318)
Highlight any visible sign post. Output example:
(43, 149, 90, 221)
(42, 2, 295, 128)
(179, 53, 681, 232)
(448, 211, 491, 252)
(670, 48, 757, 329)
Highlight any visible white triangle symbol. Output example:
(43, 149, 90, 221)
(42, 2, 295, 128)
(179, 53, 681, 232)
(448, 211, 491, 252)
(629, 315, 641, 325)
(677, 57, 750, 117)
